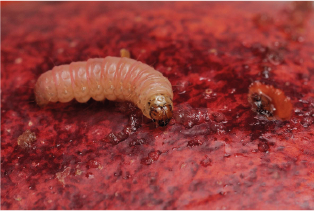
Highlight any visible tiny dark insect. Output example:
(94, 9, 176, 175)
(34, 53, 173, 126)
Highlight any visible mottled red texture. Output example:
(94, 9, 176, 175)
(1, 2, 314, 210)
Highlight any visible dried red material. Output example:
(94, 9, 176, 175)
(258, 141, 270, 152)
(200, 156, 212, 167)
(187, 139, 203, 147)
(148, 150, 161, 161)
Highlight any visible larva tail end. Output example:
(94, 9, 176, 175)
(34, 92, 49, 107)
(147, 94, 173, 126)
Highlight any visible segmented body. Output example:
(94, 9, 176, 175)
(35, 56, 173, 123)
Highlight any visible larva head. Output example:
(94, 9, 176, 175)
(146, 94, 173, 126)
(248, 81, 293, 121)
(249, 92, 275, 119)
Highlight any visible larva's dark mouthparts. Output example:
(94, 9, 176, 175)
(154, 119, 170, 127)
(147, 94, 173, 126)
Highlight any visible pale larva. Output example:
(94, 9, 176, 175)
(34, 56, 173, 126)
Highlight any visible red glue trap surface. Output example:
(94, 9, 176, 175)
(1, 2, 314, 209)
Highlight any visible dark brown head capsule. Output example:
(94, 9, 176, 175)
(146, 94, 173, 126)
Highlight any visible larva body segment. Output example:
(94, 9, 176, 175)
(35, 56, 174, 126)
(70, 61, 90, 103)
(53, 64, 74, 103)
(87, 58, 104, 101)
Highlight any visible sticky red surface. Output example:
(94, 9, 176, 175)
(1, 2, 314, 209)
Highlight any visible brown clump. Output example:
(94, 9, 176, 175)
(120, 48, 131, 58)
(17, 130, 36, 148)
(248, 81, 293, 121)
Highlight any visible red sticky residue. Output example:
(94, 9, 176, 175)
(248, 81, 293, 120)
(187, 139, 203, 147)
(86, 159, 102, 169)
(258, 141, 270, 152)
(200, 156, 212, 167)
(141, 150, 162, 165)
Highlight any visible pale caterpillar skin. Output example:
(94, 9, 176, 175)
(34, 56, 173, 126)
